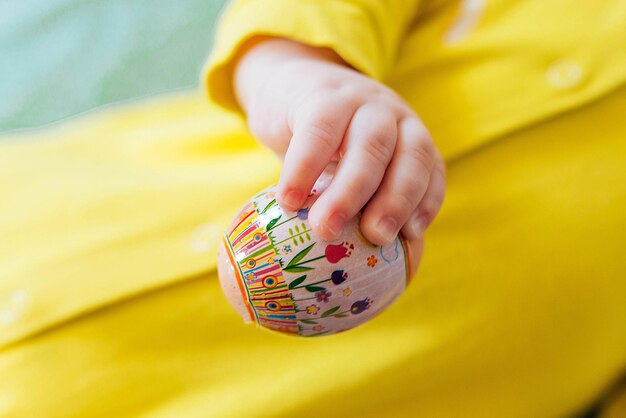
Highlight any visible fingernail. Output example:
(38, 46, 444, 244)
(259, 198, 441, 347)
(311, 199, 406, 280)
(408, 214, 428, 239)
(325, 212, 347, 239)
(377, 217, 398, 243)
(282, 190, 304, 210)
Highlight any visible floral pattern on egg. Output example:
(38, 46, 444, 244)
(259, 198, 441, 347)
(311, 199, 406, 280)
(219, 185, 411, 337)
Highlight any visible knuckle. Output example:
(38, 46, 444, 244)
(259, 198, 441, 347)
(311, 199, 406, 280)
(374, 88, 402, 106)
(367, 179, 420, 223)
(349, 173, 376, 198)
(394, 182, 422, 212)
(418, 194, 442, 221)
(406, 139, 435, 173)
(363, 128, 394, 169)
(387, 187, 418, 216)
(355, 104, 400, 161)
(301, 121, 338, 152)
(338, 80, 374, 100)
(342, 179, 376, 212)
(337, 83, 360, 98)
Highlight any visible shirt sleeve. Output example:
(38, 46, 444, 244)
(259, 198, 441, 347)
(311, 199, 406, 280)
(203, 0, 422, 111)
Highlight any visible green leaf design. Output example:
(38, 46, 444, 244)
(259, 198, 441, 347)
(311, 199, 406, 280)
(288, 275, 307, 289)
(335, 313, 349, 318)
(321, 306, 341, 318)
(260, 199, 276, 215)
(286, 243, 315, 268)
(266, 215, 282, 231)
(283, 265, 313, 273)
(298, 319, 318, 324)
(305, 285, 326, 292)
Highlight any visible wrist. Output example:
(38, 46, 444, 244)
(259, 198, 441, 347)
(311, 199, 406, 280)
(233, 37, 346, 111)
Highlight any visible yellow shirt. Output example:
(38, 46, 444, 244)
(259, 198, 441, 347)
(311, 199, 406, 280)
(1, 1, 625, 417)
(206, 0, 626, 159)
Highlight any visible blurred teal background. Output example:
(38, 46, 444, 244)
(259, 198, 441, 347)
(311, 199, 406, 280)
(0, 0, 227, 133)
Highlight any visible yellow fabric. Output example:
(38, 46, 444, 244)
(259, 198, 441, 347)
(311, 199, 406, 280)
(0, 95, 279, 349)
(205, 0, 626, 160)
(601, 381, 626, 418)
(205, 0, 422, 111)
(2, 0, 626, 416)
(1, 85, 625, 417)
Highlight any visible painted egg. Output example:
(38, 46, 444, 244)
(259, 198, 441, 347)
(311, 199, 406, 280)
(217, 185, 415, 337)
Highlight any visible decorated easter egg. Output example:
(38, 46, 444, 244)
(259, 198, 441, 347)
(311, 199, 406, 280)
(217, 185, 414, 337)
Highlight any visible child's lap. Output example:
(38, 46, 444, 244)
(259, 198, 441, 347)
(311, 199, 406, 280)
(415, 82, 626, 416)
(0, 87, 624, 417)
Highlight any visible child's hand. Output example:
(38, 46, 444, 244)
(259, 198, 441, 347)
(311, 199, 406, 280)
(235, 38, 446, 245)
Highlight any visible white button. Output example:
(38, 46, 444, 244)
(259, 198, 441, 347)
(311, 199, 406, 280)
(546, 60, 583, 89)
(190, 222, 220, 253)
(0, 290, 28, 325)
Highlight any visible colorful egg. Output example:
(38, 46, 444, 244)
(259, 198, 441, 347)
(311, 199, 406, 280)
(217, 185, 415, 337)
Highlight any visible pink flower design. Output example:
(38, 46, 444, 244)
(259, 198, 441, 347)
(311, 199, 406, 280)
(315, 290, 332, 303)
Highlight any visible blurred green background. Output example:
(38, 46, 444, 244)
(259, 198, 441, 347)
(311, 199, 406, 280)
(0, 0, 227, 133)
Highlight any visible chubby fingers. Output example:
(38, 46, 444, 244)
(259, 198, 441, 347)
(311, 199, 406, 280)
(360, 117, 440, 245)
(308, 103, 398, 241)
(277, 96, 355, 211)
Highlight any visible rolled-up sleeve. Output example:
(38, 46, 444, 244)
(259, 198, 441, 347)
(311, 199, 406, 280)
(203, 0, 421, 111)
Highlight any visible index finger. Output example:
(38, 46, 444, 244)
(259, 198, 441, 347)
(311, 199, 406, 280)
(277, 96, 356, 211)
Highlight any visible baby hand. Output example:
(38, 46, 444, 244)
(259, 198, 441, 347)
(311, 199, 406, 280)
(234, 38, 445, 245)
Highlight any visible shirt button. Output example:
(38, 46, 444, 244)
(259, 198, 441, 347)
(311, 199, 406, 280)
(0, 290, 28, 325)
(190, 222, 220, 253)
(546, 60, 583, 90)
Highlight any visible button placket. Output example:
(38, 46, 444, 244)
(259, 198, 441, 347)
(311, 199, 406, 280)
(546, 60, 583, 90)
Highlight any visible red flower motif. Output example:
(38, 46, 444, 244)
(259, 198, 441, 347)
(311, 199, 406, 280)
(325, 242, 354, 263)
